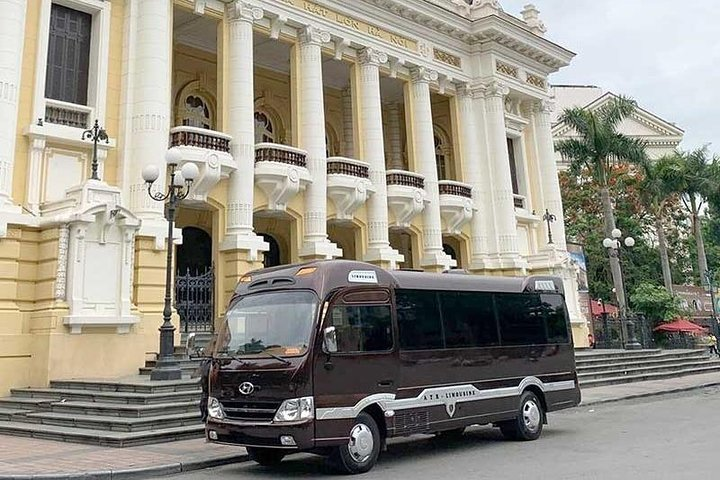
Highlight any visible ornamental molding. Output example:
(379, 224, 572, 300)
(358, 47, 388, 67)
(433, 48, 462, 68)
(410, 67, 439, 84)
(298, 25, 331, 46)
(226, 0, 263, 23)
(55, 224, 69, 301)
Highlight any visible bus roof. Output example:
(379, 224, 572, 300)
(234, 260, 565, 297)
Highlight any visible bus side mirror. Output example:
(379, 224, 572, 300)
(323, 326, 338, 354)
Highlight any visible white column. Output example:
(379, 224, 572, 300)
(407, 68, 454, 271)
(0, 0, 27, 212)
(341, 87, 354, 158)
(386, 103, 404, 170)
(125, 0, 172, 226)
(533, 100, 567, 250)
(455, 86, 490, 269)
(220, 1, 267, 256)
(484, 81, 524, 268)
(295, 26, 341, 259)
(356, 48, 403, 268)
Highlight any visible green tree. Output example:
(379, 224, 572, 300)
(629, 283, 681, 325)
(665, 147, 719, 285)
(636, 155, 684, 293)
(555, 96, 647, 314)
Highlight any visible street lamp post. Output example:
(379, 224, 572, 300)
(705, 269, 719, 352)
(82, 119, 109, 181)
(142, 149, 199, 381)
(602, 228, 641, 350)
(542, 209, 557, 245)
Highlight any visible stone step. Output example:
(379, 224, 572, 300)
(0, 397, 57, 411)
(0, 420, 206, 448)
(48, 400, 200, 418)
(49, 378, 200, 394)
(578, 359, 720, 381)
(575, 349, 662, 361)
(22, 411, 201, 432)
(575, 350, 705, 366)
(577, 354, 712, 373)
(579, 364, 720, 388)
(0, 407, 32, 420)
(144, 358, 204, 369)
(139, 365, 201, 377)
(9, 388, 201, 405)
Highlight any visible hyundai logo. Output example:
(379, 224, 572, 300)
(239, 382, 255, 395)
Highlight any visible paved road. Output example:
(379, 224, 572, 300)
(158, 388, 719, 480)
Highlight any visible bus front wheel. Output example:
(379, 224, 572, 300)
(330, 412, 381, 474)
(499, 391, 544, 441)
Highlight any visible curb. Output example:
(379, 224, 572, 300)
(579, 380, 720, 407)
(0, 453, 249, 480)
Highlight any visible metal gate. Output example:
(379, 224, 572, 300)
(175, 266, 214, 333)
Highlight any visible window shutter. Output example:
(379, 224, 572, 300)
(507, 137, 520, 195)
(45, 4, 92, 105)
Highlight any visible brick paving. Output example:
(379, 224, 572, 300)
(0, 436, 246, 478)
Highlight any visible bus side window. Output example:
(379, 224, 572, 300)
(541, 294, 570, 344)
(328, 305, 393, 353)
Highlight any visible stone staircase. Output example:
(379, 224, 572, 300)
(0, 348, 206, 447)
(576, 349, 720, 388)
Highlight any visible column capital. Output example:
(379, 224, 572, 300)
(226, 1, 263, 23)
(298, 25, 331, 46)
(358, 47, 388, 67)
(532, 99, 555, 115)
(484, 81, 510, 98)
(457, 82, 487, 99)
(410, 67, 438, 84)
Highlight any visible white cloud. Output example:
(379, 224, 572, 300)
(501, 0, 720, 151)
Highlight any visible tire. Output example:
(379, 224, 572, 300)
(435, 427, 466, 439)
(499, 391, 544, 441)
(247, 447, 285, 467)
(330, 412, 382, 474)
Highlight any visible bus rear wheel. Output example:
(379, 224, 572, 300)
(247, 447, 285, 467)
(330, 412, 381, 474)
(499, 391, 544, 441)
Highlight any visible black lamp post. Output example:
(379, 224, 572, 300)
(142, 149, 199, 381)
(82, 119, 109, 181)
(705, 269, 719, 352)
(542, 209, 556, 244)
(602, 228, 641, 349)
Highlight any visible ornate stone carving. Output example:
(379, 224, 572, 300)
(521, 4, 547, 36)
(433, 48, 462, 68)
(526, 73, 547, 89)
(358, 47, 388, 67)
(496, 61, 519, 78)
(410, 67, 439, 84)
(55, 224, 69, 301)
(417, 40, 432, 59)
(485, 81, 509, 98)
(226, 1, 263, 23)
(298, 25, 331, 46)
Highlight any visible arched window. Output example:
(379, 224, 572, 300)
(435, 135, 447, 180)
(254, 112, 275, 143)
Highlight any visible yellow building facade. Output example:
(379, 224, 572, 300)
(0, 0, 589, 397)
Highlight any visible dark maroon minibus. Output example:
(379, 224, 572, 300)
(205, 260, 580, 473)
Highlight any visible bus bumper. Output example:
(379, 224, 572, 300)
(205, 418, 315, 450)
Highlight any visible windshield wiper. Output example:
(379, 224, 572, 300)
(214, 351, 248, 365)
(250, 350, 291, 366)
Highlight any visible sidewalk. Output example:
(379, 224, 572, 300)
(1, 372, 719, 480)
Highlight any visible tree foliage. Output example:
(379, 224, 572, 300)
(629, 283, 681, 324)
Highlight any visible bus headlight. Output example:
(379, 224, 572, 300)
(208, 397, 226, 420)
(273, 396, 314, 422)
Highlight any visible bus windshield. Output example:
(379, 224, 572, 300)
(215, 291, 318, 358)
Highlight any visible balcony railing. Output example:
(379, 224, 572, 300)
(439, 181, 472, 199)
(255, 142, 308, 168)
(44, 99, 92, 129)
(387, 170, 425, 190)
(170, 126, 230, 153)
(327, 157, 369, 179)
(513, 194, 527, 209)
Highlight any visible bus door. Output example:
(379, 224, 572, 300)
(313, 287, 399, 441)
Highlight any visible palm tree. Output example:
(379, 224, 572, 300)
(555, 95, 647, 314)
(637, 155, 683, 294)
(666, 147, 719, 285)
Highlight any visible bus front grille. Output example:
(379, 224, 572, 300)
(221, 400, 281, 422)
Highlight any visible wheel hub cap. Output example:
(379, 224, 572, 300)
(348, 423, 374, 463)
(523, 400, 541, 432)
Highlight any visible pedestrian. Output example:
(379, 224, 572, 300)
(709, 333, 719, 357)
(587, 333, 596, 349)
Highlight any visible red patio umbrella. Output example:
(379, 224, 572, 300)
(653, 318, 708, 334)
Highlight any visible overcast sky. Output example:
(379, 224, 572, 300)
(501, 0, 720, 152)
